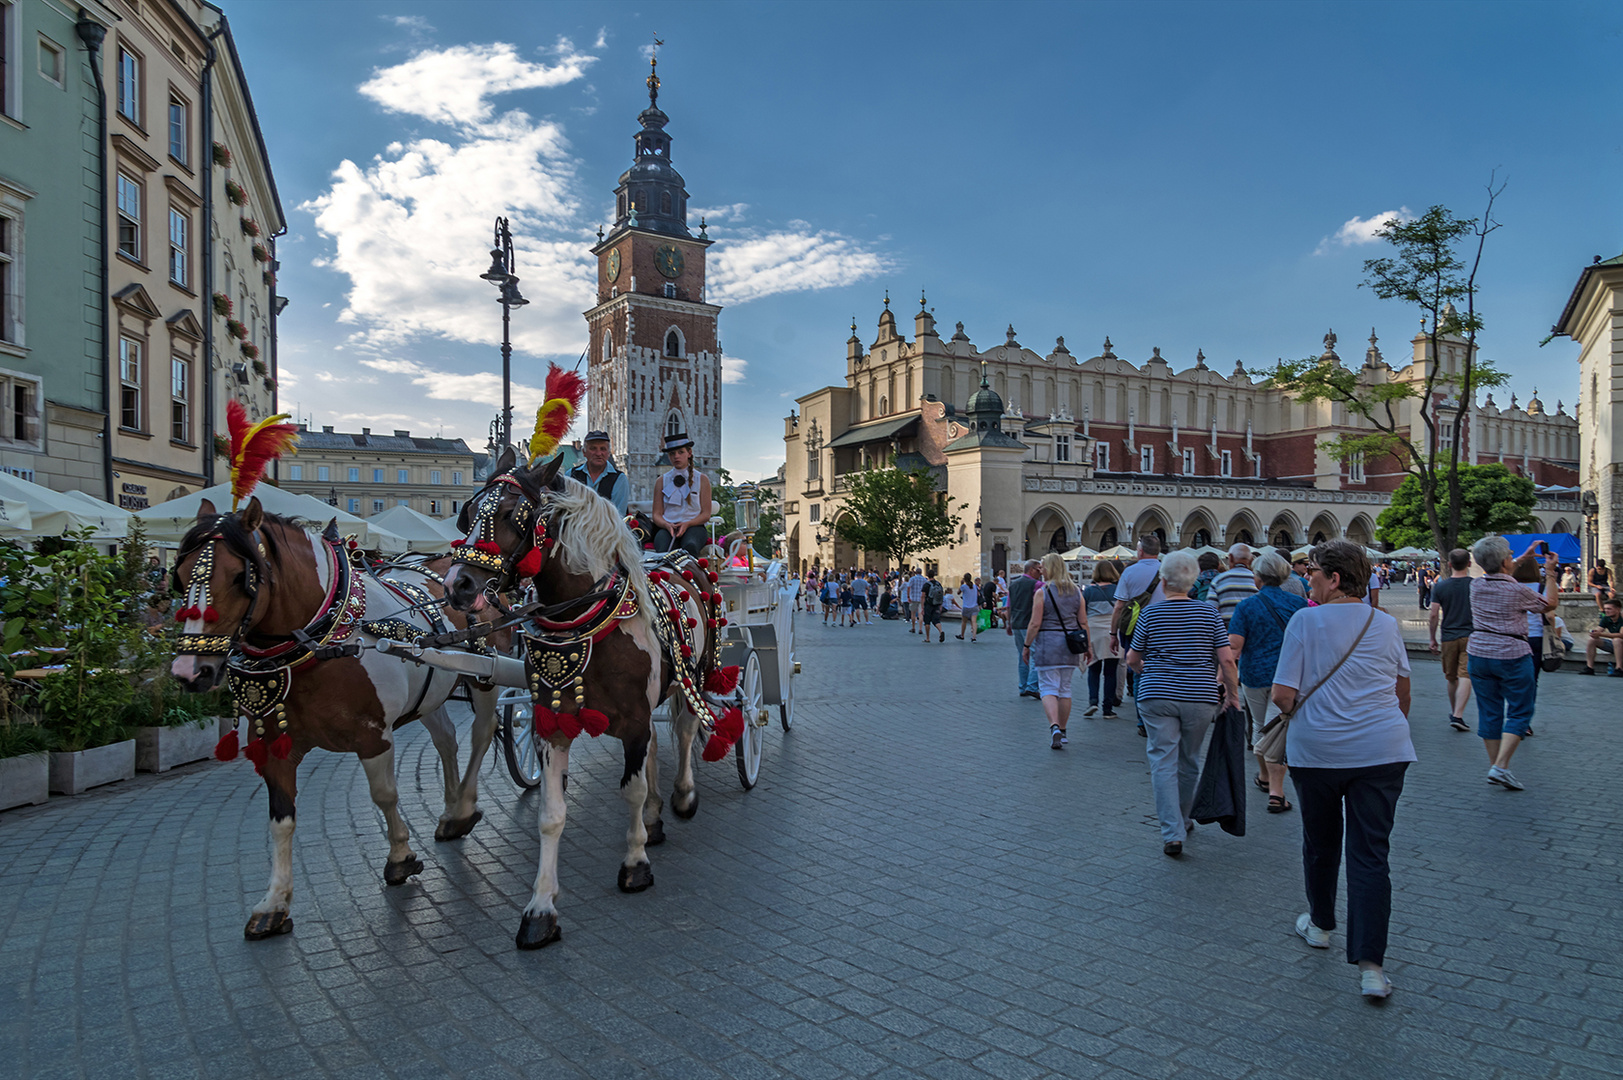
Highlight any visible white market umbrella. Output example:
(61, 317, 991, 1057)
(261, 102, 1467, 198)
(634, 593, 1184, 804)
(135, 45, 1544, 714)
(0, 473, 128, 539)
(369, 504, 461, 553)
(134, 483, 408, 553)
(1061, 543, 1099, 560)
(1096, 544, 1138, 560)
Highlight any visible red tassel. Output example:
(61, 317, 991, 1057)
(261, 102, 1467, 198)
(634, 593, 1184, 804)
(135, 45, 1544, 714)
(686, 617, 698, 628)
(451, 537, 466, 548)
(175, 610, 187, 623)
(214, 729, 239, 761)
(705, 665, 740, 695)
(533, 706, 559, 740)
(701, 734, 730, 762)
(577, 708, 610, 738)
(474, 541, 502, 556)
(555, 710, 583, 740)
(515, 547, 543, 578)
(679, 590, 689, 600)
(680, 644, 692, 658)
(716, 706, 745, 743)
(243, 737, 268, 775)
(269, 732, 292, 759)
(203, 606, 219, 623)
(708, 572, 720, 584)
(697, 557, 709, 568)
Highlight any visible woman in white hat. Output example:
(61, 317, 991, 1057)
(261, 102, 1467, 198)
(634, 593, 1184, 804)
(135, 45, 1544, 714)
(652, 431, 713, 557)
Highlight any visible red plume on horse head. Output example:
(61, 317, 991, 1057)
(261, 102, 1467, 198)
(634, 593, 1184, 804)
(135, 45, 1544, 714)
(227, 400, 300, 511)
(527, 364, 587, 462)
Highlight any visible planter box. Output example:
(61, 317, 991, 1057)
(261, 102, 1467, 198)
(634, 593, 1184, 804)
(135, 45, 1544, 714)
(136, 719, 221, 773)
(49, 739, 136, 795)
(0, 753, 50, 811)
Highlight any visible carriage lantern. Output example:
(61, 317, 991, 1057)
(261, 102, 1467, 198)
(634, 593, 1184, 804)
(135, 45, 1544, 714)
(735, 485, 760, 534)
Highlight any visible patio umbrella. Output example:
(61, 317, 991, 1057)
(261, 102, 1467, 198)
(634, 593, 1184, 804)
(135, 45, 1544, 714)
(134, 483, 408, 553)
(368, 504, 462, 553)
(1096, 544, 1138, 560)
(1061, 543, 1100, 560)
(0, 473, 129, 540)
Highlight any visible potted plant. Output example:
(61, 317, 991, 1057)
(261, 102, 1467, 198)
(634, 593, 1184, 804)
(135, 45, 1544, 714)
(241, 342, 260, 361)
(213, 141, 232, 167)
(212, 292, 232, 317)
(251, 358, 267, 376)
(240, 218, 261, 238)
(0, 721, 50, 811)
(224, 179, 248, 206)
(131, 687, 228, 774)
(225, 317, 247, 341)
(252, 242, 270, 263)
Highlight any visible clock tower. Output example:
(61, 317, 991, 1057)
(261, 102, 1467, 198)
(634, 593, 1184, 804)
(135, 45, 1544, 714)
(584, 51, 722, 507)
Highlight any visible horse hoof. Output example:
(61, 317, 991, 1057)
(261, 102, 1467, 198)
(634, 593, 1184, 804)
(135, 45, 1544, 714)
(617, 861, 654, 893)
(434, 810, 483, 841)
(672, 792, 699, 820)
(244, 911, 293, 940)
(383, 856, 424, 886)
(644, 819, 666, 847)
(515, 911, 561, 950)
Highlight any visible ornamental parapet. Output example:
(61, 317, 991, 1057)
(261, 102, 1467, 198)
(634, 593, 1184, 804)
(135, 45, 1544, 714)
(1019, 471, 1390, 504)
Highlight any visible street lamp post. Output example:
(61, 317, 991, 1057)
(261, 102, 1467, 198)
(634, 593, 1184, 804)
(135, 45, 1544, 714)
(480, 217, 529, 453)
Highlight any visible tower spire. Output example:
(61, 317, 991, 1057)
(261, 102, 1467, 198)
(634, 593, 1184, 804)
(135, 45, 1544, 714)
(647, 36, 663, 107)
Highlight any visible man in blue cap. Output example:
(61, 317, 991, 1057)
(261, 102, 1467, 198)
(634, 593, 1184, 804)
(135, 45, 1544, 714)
(569, 430, 629, 515)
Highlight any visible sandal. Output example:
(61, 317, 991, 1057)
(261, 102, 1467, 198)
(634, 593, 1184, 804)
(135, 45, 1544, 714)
(1254, 775, 1269, 792)
(1268, 795, 1293, 814)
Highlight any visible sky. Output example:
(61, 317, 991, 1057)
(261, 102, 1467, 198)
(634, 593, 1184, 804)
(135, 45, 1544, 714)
(225, 0, 1623, 481)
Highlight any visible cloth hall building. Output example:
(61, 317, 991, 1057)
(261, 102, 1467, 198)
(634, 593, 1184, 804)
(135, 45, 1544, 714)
(781, 296, 1581, 579)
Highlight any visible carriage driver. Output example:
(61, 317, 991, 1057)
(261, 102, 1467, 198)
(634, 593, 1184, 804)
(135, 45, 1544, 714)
(651, 431, 713, 557)
(568, 429, 630, 515)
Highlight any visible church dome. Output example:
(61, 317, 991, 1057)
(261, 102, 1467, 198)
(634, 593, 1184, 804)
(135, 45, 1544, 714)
(967, 381, 1004, 419)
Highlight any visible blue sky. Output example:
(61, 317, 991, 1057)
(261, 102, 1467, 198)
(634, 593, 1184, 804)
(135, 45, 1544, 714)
(227, 0, 1622, 480)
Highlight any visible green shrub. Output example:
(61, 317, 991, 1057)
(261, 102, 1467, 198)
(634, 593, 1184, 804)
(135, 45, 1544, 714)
(0, 723, 51, 758)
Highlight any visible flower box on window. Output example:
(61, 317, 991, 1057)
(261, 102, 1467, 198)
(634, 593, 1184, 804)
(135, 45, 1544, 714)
(240, 218, 261, 238)
(213, 142, 232, 167)
(251, 243, 270, 263)
(262, 270, 275, 287)
(251, 358, 267, 376)
(212, 292, 232, 317)
(241, 342, 260, 361)
(225, 317, 247, 341)
(224, 179, 248, 206)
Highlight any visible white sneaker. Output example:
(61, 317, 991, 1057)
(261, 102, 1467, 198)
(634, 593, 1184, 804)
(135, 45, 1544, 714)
(1360, 969, 1393, 999)
(1295, 913, 1330, 949)
(1488, 765, 1525, 791)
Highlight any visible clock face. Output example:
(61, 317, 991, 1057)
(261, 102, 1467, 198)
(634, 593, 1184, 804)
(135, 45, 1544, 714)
(654, 244, 685, 279)
(606, 248, 621, 282)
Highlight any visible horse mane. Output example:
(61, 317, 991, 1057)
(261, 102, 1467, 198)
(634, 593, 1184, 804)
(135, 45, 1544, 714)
(545, 476, 650, 623)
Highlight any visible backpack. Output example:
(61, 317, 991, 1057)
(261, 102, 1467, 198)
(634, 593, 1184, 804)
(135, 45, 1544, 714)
(1123, 571, 1160, 639)
(928, 580, 945, 606)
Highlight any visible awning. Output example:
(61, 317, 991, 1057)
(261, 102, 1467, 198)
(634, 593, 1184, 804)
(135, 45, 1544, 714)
(135, 482, 409, 553)
(825, 415, 918, 449)
(0, 473, 130, 540)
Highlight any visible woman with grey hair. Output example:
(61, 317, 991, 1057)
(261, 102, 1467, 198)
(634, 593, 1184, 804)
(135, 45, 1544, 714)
(1272, 540, 1413, 999)
(1228, 550, 1310, 811)
(1466, 534, 1559, 791)
(1125, 549, 1239, 857)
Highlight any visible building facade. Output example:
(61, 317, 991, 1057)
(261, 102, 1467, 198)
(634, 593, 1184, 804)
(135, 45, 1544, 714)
(279, 425, 476, 521)
(0, 0, 110, 494)
(582, 54, 723, 508)
(783, 296, 1581, 580)
(1553, 250, 1623, 576)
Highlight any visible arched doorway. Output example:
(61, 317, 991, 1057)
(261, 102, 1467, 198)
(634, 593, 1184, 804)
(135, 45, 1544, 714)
(1025, 504, 1072, 558)
(1269, 511, 1302, 550)
(1225, 509, 1262, 548)
(1080, 505, 1124, 550)
(1308, 511, 1340, 547)
(1346, 514, 1374, 548)
(1133, 506, 1170, 550)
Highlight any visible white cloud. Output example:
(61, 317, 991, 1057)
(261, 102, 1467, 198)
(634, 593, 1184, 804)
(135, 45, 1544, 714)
(359, 357, 547, 420)
(593, 27, 608, 49)
(721, 355, 748, 384)
(1315, 207, 1413, 255)
(386, 14, 434, 34)
(708, 228, 892, 304)
(359, 40, 596, 126)
(691, 203, 749, 222)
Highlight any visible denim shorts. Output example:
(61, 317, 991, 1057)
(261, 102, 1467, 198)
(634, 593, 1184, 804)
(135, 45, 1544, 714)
(1037, 666, 1076, 699)
(1467, 652, 1535, 739)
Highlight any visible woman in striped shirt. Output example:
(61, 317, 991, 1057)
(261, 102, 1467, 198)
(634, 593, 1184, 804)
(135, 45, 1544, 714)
(1126, 550, 1240, 857)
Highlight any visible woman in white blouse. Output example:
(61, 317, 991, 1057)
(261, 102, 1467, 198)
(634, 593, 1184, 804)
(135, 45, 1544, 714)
(651, 432, 713, 557)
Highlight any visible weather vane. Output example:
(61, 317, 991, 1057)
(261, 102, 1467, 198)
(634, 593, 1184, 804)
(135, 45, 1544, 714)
(647, 35, 664, 105)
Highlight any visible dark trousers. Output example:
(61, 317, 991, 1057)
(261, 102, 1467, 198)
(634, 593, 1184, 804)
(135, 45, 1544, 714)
(1291, 761, 1408, 966)
(1086, 658, 1119, 708)
(653, 526, 706, 556)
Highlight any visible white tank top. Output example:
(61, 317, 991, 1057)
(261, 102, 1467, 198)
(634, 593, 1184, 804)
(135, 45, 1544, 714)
(661, 468, 703, 521)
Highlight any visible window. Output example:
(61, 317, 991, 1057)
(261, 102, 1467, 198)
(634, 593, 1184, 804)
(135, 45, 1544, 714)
(666, 412, 682, 439)
(372, 499, 384, 513)
(116, 46, 139, 122)
(429, 500, 440, 515)
(397, 468, 408, 483)
(663, 282, 676, 299)
(288, 464, 302, 481)
(39, 36, 65, 89)
(665, 329, 681, 357)
(1094, 442, 1109, 471)
(809, 503, 821, 524)
(372, 468, 383, 483)
(0, 369, 42, 448)
(0, 210, 16, 345)
(167, 95, 187, 164)
(430, 469, 442, 484)
(1220, 450, 1232, 477)
(116, 174, 141, 260)
(347, 498, 360, 513)
(1056, 434, 1071, 462)
(452, 470, 463, 485)
(1182, 447, 1196, 475)
(1347, 452, 1365, 484)
(170, 357, 188, 442)
(115, 337, 142, 428)
(317, 465, 330, 482)
(167, 208, 188, 287)
(660, 191, 672, 215)
(347, 467, 360, 482)
(1140, 445, 1153, 473)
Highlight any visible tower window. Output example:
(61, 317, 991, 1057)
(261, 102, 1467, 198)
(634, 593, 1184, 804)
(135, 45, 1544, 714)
(664, 282, 676, 299)
(665, 328, 681, 357)
(666, 411, 683, 439)
(661, 192, 672, 215)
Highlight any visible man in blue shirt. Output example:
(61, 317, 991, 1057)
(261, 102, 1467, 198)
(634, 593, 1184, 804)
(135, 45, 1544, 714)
(1227, 550, 1310, 809)
(568, 430, 629, 515)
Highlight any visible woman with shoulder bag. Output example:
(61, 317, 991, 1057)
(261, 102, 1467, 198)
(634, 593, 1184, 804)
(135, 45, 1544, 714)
(1271, 540, 1415, 1001)
(1025, 553, 1093, 750)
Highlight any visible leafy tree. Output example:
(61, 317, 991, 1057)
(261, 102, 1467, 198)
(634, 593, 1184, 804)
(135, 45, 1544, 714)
(832, 460, 961, 569)
(1261, 184, 1508, 553)
(1376, 462, 1538, 549)
(710, 468, 781, 558)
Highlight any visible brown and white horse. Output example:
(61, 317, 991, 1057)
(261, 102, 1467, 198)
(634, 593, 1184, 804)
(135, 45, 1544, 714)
(170, 497, 502, 940)
(442, 448, 733, 949)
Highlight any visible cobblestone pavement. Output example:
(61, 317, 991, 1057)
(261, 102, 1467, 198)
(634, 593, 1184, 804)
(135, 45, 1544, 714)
(3, 609, 1620, 1080)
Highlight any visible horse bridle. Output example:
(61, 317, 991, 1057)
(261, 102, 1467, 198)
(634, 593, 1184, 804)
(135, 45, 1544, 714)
(172, 529, 267, 656)
(452, 472, 554, 596)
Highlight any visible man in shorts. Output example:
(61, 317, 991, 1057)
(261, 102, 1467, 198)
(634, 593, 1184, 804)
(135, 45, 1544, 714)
(1582, 596, 1623, 675)
(907, 566, 927, 634)
(1428, 547, 1475, 731)
(850, 572, 870, 625)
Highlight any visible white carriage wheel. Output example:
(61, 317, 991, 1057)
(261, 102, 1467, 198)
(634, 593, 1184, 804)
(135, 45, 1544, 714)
(778, 651, 795, 732)
(735, 651, 765, 790)
(501, 697, 543, 789)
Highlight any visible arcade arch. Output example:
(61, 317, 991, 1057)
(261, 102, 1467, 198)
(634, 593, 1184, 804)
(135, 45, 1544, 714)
(1268, 509, 1304, 548)
(1180, 506, 1219, 550)
(1225, 509, 1262, 547)
(1080, 505, 1125, 550)
(1307, 511, 1341, 546)
(1133, 505, 1171, 549)
(1346, 513, 1375, 548)
(1025, 503, 1073, 556)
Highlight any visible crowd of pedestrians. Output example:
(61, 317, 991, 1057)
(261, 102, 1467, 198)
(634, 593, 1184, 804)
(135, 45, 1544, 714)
(794, 526, 1603, 1003)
